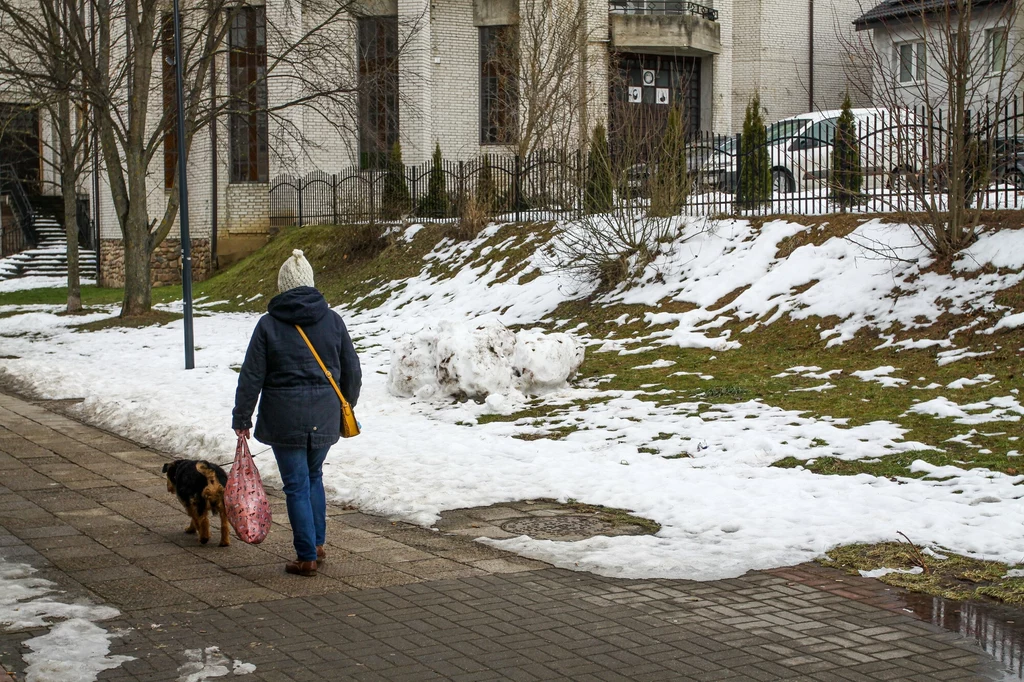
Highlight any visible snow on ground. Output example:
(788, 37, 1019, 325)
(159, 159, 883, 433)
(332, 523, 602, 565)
(0, 218, 1022, 581)
(0, 558, 132, 681)
(611, 218, 1023, 352)
(0, 276, 95, 293)
(175, 646, 255, 681)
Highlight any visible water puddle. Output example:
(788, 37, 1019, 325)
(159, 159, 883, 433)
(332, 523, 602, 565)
(901, 592, 1024, 680)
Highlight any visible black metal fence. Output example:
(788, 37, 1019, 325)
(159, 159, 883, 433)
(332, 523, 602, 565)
(0, 163, 37, 255)
(270, 103, 1024, 227)
(270, 150, 587, 227)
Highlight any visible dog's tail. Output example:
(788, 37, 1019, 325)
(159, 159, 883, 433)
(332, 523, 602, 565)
(197, 462, 225, 506)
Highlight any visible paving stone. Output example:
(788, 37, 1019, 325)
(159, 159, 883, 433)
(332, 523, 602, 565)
(0, 389, 1014, 682)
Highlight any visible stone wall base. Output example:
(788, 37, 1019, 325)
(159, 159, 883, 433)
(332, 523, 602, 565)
(99, 239, 212, 289)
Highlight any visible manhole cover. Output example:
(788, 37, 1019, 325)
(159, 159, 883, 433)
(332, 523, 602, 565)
(500, 515, 614, 541)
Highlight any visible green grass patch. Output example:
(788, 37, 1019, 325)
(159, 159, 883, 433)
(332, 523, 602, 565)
(0, 285, 127, 307)
(72, 310, 183, 332)
(821, 542, 1024, 606)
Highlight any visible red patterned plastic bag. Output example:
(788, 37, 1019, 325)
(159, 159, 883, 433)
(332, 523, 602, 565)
(224, 437, 272, 544)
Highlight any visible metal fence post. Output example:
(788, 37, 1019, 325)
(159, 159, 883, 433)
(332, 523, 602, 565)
(332, 174, 339, 225)
(514, 155, 522, 222)
(733, 132, 742, 215)
(297, 177, 304, 228)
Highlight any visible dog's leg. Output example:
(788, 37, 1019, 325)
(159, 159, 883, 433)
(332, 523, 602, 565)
(217, 502, 230, 547)
(199, 512, 211, 544)
(185, 518, 197, 534)
(187, 502, 206, 542)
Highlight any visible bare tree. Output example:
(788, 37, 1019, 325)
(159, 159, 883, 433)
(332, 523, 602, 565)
(0, 0, 94, 312)
(18, 0, 422, 317)
(488, 0, 594, 158)
(846, 0, 1024, 264)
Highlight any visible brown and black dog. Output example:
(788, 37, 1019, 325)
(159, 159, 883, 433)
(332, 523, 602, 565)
(162, 460, 231, 547)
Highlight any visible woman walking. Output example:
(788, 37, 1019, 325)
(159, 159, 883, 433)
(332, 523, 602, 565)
(232, 249, 361, 576)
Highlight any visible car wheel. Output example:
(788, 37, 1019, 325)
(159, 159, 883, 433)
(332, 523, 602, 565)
(772, 169, 794, 194)
(1004, 168, 1024, 190)
(887, 167, 919, 192)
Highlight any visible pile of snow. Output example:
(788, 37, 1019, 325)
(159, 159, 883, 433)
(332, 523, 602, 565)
(387, 320, 584, 401)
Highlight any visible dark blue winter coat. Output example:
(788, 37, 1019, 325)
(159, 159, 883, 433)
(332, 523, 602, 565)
(232, 287, 362, 448)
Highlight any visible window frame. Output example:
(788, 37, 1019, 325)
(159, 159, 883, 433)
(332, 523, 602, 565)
(896, 40, 926, 85)
(357, 16, 400, 171)
(989, 27, 1008, 74)
(227, 6, 269, 185)
(479, 24, 519, 147)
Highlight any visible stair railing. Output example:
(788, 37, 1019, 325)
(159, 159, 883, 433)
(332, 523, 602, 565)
(76, 196, 93, 250)
(0, 163, 38, 250)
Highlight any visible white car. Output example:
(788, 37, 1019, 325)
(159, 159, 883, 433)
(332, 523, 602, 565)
(700, 108, 922, 194)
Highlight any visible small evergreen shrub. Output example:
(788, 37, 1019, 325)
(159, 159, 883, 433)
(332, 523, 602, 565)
(421, 143, 450, 218)
(382, 142, 411, 221)
(736, 94, 772, 210)
(831, 92, 864, 211)
(650, 107, 689, 217)
(585, 123, 613, 214)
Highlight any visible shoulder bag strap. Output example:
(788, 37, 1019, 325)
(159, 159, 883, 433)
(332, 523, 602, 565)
(295, 324, 351, 411)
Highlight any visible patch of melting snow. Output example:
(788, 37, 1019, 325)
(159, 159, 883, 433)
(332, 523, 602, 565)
(632, 359, 676, 370)
(908, 396, 1024, 425)
(937, 348, 996, 366)
(947, 374, 997, 389)
(0, 559, 132, 682)
(790, 382, 836, 393)
(859, 566, 925, 578)
(852, 366, 908, 388)
(176, 647, 255, 681)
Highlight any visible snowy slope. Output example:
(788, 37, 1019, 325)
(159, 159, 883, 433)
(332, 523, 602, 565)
(0, 218, 1022, 581)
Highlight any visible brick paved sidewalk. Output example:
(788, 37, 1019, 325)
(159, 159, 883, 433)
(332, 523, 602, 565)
(0, 390, 1011, 681)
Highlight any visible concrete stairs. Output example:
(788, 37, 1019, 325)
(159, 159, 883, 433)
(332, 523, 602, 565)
(0, 217, 97, 281)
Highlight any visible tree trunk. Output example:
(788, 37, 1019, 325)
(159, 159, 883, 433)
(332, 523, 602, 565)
(121, 213, 152, 317)
(58, 96, 82, 314)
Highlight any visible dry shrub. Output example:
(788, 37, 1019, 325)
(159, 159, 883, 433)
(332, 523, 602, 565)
(344, 222, 393, 262)
(449, 195, 490, 242)
(552, 207, 671, 292)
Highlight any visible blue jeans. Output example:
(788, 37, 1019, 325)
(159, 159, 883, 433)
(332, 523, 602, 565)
(272, 444, 331, 562)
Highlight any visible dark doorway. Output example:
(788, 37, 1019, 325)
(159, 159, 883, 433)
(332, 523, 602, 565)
(609, 53, 701, 163)
(0, 103, 41, 191)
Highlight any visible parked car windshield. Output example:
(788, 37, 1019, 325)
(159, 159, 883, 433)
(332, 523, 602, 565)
(767, 119, 812, 143)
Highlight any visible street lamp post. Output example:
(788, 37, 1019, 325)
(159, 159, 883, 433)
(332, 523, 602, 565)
(171, 0, 195, 370)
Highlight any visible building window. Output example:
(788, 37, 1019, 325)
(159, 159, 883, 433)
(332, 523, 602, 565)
(228, 6, 268, 183)
(897, 40, 926, 84)
(162, 15, 177, 190)
(989, 28, 1008, 73)
(358, 17, 399, 170)
(480, 25, 518, 146)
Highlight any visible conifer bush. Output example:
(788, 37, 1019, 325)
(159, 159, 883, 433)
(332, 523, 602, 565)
(651, 107, 689, 216)
(421, 143, 450, 218)
(736, 94, 772, 210)
(382, 142, 411, 220)
(831, 92, 864, 211)
(585, 123, 613, 214)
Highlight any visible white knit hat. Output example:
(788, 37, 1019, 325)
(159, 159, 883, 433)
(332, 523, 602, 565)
(277, 249, 315, 293)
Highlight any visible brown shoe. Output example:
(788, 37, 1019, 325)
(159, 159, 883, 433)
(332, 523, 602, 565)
(316, 545, 326, 564)
(285, 560, 317, 577)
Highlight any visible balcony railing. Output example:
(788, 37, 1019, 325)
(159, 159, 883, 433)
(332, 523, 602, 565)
(609, 0, 718, 21)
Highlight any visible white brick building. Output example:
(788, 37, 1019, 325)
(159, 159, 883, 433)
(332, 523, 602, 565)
(66, 0, 872, 284)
